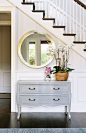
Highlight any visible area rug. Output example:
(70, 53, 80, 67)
(0, 128, 86, 133)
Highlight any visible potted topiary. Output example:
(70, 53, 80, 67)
(48, 44, 74, 81)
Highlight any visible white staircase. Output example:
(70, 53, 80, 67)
(7, 0, 86, 59)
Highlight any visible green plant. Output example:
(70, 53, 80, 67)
(29, 58, 35, 65)
(50, 66, 74, 74)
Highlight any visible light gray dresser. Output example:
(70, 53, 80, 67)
(17, 80, 71, 120)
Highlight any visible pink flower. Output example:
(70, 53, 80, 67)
(45, 67, 51, 75)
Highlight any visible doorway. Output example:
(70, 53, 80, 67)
(0, 13, 11, 99)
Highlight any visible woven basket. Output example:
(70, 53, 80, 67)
(55, 72, 69, 81)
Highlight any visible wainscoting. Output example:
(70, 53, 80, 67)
(0, 71, 11, 93)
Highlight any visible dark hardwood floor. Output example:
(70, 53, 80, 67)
(0, 99, 86, 128)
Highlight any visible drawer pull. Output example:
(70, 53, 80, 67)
(53, 88, 60, 90)
(29, 88, 35, 90)
(29, 99, 35, 101)
(53, 99, 60, 101)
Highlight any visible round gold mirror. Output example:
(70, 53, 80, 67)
(18, 31, 55, 68)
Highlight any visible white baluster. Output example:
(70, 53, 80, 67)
(52, 0, 54, 19)
(69, 0, 71, 33)
(66, 0, 67, 33)
(63, 0, 64, 25)
(83, 8, 85, 41)
(39, 0, 40, 10)
(73, 1, 75, 33)
(55, 0, 57, 25)
(35, 0, 37, 10)
(46, 0, 48, 17)
(79, 6, 81, 41)
(59, 0, 60, 25)
(45, 0, 48, 18)
(43, 0, 45, 10)
(42, 0, 43, 10)
(76, 2, 78, 41)
(48, 0, 50, 18)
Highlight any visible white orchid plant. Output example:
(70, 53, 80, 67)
(47, 44, 74, 74)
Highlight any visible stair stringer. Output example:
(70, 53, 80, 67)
(7, 0, 86, 59)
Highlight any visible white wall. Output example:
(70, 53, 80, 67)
(0, 0, 12, 6)
(0, 0, 86, 112)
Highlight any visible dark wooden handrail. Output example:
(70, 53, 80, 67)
(74, 0, 86, 9)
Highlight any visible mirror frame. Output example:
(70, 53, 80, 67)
(18, 31, 55, 69)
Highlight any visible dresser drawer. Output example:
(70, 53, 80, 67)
(19, 84, 69, 94)
(19, 95, 69, 106)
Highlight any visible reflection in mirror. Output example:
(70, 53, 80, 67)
(18, 32, 55, 68)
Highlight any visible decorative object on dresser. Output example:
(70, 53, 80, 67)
(17, 80, 71, 120)
(45, 67, 51, 81)
(55, 72, 69, 81)
(49, 44, 74, 81)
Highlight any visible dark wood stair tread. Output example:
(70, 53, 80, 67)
(63, 33, 76, 36)
(32, 10, 45, 12)
(53, 26, 65, 28)
(22, 2, 34, 4)
(43, 18, 55, 20)
(73, 41, 86, 44)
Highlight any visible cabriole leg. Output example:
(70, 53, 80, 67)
(68, 105, 71, 120)
(65, 106, 67, 115)
(17, 106, 21, 120)
(68, 94, 71, 120)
